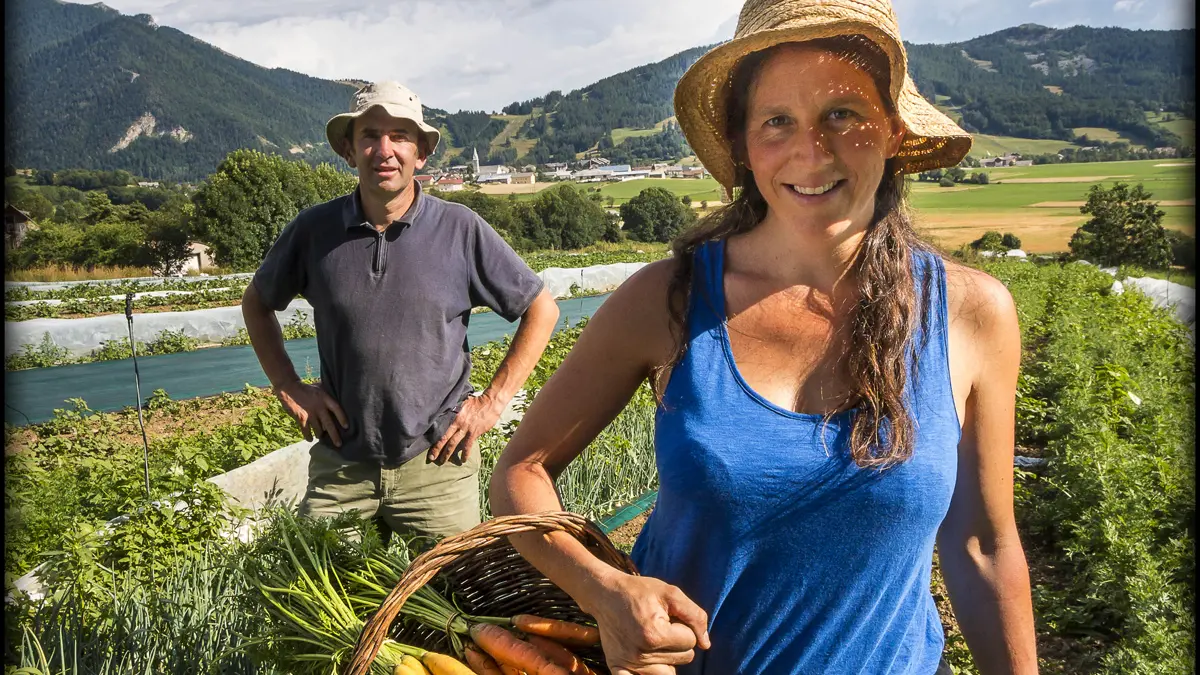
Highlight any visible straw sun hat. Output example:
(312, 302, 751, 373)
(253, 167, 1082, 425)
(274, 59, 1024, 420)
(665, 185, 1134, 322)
(675, 0, 972, 197)
(325, 81, 441, 157)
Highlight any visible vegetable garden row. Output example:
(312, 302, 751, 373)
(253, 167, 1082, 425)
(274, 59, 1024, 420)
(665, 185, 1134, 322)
(3, 259, 1193, 674)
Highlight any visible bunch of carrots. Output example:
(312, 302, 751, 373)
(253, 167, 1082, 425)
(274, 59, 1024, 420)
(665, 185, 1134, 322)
(391, 614, 603, 674)
(245, 511, 608, 675)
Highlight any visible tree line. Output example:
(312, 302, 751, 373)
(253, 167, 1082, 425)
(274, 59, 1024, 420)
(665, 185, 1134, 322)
(5, 150, 706, 277)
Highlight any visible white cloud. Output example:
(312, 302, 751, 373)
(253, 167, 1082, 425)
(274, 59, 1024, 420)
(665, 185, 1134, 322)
(61, 0, 1193, 111)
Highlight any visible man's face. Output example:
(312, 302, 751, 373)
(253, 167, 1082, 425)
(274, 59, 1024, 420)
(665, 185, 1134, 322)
(343, 106, 428, 196)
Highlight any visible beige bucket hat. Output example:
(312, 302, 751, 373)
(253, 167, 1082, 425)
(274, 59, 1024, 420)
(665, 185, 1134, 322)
(326, 81, 441, 156)
(674, 0, 972, 197)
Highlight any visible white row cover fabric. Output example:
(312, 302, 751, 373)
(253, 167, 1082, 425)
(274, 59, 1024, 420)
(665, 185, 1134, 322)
(8, 288, 235, 308)
(4, 299, 314, 357)
(4, 262, 650, 356)
(4, 272, 253, 294)
(537, 262, 649, 299)
(1124, 276, 1196, 328)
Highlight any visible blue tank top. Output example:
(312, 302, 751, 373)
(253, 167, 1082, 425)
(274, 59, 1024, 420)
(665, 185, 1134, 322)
(630, 240, 960, 674)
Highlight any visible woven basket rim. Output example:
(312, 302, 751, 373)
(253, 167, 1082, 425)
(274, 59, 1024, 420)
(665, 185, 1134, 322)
(344, 511, 636, 675)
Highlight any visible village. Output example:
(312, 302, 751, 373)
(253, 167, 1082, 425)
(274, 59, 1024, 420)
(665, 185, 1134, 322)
(414, 147, 710, 192)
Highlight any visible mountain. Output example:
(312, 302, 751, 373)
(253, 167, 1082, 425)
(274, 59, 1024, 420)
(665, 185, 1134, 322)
(3, 0, 1194, 180)
(905, 24, 1195, 144)
(4, 0, 368, 180)
(500, 24, 1194, 164)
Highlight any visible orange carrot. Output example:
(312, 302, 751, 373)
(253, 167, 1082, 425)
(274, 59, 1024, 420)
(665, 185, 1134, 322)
(469, 623, 570, 675)
(523, 636, 592, 675)
(512, 615, 601, 648)
(464, 643, 505, 675)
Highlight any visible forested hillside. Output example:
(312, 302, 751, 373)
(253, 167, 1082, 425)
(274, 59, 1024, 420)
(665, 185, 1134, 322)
(907, 24, 1194, 146)
(3, 0, 1194, 179)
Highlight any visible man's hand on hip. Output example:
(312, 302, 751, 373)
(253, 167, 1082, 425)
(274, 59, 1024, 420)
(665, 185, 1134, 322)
(275, 380, 349, 447)
(429, 394, 503, 466)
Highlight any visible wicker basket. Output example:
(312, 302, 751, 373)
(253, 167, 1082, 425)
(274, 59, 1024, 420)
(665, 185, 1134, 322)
(345, 511, 639, 675)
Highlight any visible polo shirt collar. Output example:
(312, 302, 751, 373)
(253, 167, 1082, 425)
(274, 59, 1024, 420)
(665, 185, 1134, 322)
(342, 181, 426, 230)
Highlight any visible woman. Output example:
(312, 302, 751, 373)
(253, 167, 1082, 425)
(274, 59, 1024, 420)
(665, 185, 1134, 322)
(489, 0, 1038, 672)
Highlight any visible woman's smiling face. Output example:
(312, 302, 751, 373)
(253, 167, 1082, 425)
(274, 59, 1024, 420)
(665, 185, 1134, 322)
(741, 42, 905, 235)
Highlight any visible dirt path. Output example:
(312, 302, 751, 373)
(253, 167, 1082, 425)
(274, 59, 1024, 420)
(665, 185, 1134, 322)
(995, 175, 1131, 184)
(1030, 199, 1195, 208)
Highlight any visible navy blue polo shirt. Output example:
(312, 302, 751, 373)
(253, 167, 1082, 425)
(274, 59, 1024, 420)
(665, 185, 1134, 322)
(252, 183, 543, 467)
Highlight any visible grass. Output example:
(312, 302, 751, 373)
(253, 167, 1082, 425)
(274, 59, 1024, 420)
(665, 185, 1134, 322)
(1136, 269, 1195, 287)
(1145, 111, 1196, 147)
(1071, 127, 1145, 148)
(6, 265, 159, 282)
(909, 159, 1195, 252)
(967, 134, 1077, 159)
(594, 177, 723, 204)
(611, 117, 676, 146)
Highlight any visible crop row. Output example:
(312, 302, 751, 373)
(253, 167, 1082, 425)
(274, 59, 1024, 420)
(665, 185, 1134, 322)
(4, 248, 670, 306)
(4, 285, 250, 321)
(4, 259, 1193, 673)
(982, 260, 1194, 673)
(4, 312, 317, 371)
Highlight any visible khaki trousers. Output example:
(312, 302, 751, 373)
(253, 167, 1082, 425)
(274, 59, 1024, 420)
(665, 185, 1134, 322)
(298, 441, 482, 541)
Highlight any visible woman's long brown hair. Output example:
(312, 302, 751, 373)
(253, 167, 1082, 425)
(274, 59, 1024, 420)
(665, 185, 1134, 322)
(653, 36, 937, 469)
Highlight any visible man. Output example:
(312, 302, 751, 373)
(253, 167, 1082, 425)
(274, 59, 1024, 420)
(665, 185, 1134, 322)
(242, 81, 559, 540)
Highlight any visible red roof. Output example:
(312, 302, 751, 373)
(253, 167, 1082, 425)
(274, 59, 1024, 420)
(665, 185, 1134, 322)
(438, 177, 463, 185)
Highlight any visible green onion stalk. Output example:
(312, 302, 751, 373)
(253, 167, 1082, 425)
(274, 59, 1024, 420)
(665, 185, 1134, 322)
(245, 512, 507, 668)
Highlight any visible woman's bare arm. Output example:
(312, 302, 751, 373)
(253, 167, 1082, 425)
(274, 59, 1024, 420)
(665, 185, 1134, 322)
(939, 268, 1039, 674)
(489, 259, 711, 673)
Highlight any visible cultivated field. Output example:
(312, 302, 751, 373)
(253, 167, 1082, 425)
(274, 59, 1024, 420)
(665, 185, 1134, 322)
(909, 159, 1195, 252)
(491, 159, 1194, 254)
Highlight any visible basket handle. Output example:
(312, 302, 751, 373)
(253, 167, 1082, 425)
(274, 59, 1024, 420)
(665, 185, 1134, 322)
(346, 511, 637, 675)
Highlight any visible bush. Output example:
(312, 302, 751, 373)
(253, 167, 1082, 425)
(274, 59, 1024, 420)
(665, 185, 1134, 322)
(971, 231, 1005, 252)
(1069, 182, 1172, 269)
(938, 177, 955, 188)
(1001, 233, 1022, 250)
(620, 187, 697, 243)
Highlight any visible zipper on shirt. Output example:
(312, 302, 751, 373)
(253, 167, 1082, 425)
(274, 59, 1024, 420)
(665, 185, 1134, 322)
(372, 230, 385, 275)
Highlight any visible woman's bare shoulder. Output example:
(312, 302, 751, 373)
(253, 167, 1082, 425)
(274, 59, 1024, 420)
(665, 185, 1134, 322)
(941, 257, 1019, 343)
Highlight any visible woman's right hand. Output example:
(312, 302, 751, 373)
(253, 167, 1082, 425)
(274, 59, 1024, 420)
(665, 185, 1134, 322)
(581, 571, 712, 675)
(274, 379, 348, 446)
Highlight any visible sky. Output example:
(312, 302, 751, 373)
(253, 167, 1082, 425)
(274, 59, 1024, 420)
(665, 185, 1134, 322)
(73, 0, 1194, 113)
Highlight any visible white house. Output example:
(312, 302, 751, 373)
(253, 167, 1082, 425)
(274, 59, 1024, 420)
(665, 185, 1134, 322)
(436, 177, 464, 192)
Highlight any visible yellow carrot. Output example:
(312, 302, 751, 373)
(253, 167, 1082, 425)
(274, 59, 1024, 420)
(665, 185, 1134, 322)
(421, 651, 479, 675)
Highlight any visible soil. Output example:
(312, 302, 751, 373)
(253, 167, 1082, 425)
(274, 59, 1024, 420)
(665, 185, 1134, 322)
(606, 511, 649, 555)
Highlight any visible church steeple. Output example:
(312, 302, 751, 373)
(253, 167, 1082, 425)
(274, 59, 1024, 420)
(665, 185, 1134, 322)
(472, 147, 480, 175)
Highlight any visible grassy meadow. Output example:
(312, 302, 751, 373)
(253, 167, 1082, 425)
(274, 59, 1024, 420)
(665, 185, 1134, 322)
(909, 159, 1195, 252)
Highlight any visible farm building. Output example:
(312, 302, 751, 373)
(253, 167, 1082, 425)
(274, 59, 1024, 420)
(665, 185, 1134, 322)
(182, 242, 217, 274)
(510, 172, 536, 184)
(981, 153, 1032, 168)
(476, 173, 512, 184)
(414, 175, 435, 187)
(4, 202, 33, 251)
(435, 177, 464, 192)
